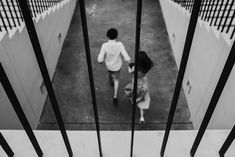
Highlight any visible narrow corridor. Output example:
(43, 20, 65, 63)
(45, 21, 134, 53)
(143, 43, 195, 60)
(38, 0, 192, 130)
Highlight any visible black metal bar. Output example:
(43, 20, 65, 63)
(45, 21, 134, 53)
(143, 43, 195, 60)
(201, 0, 209, 20)
(160, 0, 202, 156)
(190, 40, 235, 157)
(16, 0, 24, 21)
(130, 0, 142, 157)
(199, 0, 204, 16)
(30, 0, 37, 17)
(0, 63, 43, 157)
(217, 0, 230, 30)
(221, 0, 234, 32)
(0, 10, 8, 32)
(5, 0, 17, 27)
(42, 0, 47, 11)
(231, 27, 235, 39)
(78, 0, 103, 156)
(226, 10, 235, 33)
(190, 0, 194, 13)
(10, 0, 21, 26)
(35, 0, 41, 13)
(207, 0, 216, 21)
(204, 0, 212, 20)
(0, 0, 12, 29)
(214, 0, 224, 26)
(219, 125, 235, 157)
(0, 132, 14, 157)
(16, 0, 73, 156)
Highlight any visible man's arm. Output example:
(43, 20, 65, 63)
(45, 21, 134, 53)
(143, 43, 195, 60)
(120, 43, 131, 63)
(97, 44, 106, 63)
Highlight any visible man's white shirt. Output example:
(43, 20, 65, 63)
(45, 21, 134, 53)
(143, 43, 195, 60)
(98, 40, 130, 71)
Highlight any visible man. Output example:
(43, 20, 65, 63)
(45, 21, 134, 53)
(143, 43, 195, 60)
(98, 28, 131, 105)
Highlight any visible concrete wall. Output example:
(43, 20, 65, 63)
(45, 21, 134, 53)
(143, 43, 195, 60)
(0, 0, 77, 129)
(159, 0, 235, 129)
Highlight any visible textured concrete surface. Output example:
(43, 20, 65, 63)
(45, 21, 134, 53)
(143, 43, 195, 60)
(38, 0, 193, 130)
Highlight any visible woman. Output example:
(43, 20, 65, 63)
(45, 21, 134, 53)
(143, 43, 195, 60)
(125, 51, 153, 123)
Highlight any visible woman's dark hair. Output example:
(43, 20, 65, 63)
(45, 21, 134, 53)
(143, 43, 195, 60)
(138, 51, 153, 74)
(106, 28, 118, 39)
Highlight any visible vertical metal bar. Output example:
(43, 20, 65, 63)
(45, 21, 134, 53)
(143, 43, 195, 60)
(0, 10, 8, 32)
(0, 63, 43, 157)
(78, 0, 102, 156)
(0, 132, 14, 157)
(204, 0, 212, 20)
(231, 27, 235, 39)
(218, 0, 230, 30)
(219, 125, 235, 157)
(210, 0, 220, 26)
(38, 0, 44, 12)
(130, 0, 142, 157)
(226, 9, 235, 33)
(214, 0, 224, 26)
(5, 0, 17, 27)
(10, 0, 21, 26)
(199, 0, 204, 16)
(0, 0, 12, 29)
(30, 0, 37, 17)
(201, 0, 209, 20)
(207, 0, 216, 21)
(190, 40, 235, 157)
(16, 0, 73, 156)
(36, 0, 42, 14)
(42, 0, 47, 11)
(190, 0, 194, 13)
(221, 0, 234, 32)
(16, 0, 24, 21)
(160, 0, 202, 156)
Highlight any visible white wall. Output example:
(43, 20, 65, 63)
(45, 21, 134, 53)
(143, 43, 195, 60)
(0, 0, 77, 129)
(159, 0, 235, 129)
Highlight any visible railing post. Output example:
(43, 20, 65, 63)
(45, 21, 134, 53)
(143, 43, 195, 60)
(190, 41, 235, 156)
(0, 63, 43, 157)
(130, 0, 142, 157)
(219, 125, 235, 157)
(217, 0, 230, 30)
(221, 0, 234, 32)
(0, 11, 8, 32)
(160, 0, 202, 156)
(0, 0, 12, 30)
(78, 0, 103, 156)
(16, 0, 73, 156)
(0, 132, 14, 157)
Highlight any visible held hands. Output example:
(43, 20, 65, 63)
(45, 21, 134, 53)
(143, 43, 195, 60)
(128, 62, 135, 73)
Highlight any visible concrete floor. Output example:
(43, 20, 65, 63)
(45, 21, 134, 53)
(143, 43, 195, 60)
(38, 0, 193, 130)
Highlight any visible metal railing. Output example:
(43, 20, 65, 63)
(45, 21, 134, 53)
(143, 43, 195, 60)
(0, 0, 235, 157)
(0, 0, 63, 33)
(173, 0, 235, 39)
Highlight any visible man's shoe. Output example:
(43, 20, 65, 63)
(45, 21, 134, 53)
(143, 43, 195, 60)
(113, 98, 118, 106)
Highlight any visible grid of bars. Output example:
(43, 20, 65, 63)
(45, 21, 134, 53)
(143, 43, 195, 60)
(0, 0, 63, 33)
(0, 0, 235, 157)
(173, 0, 235, 39)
